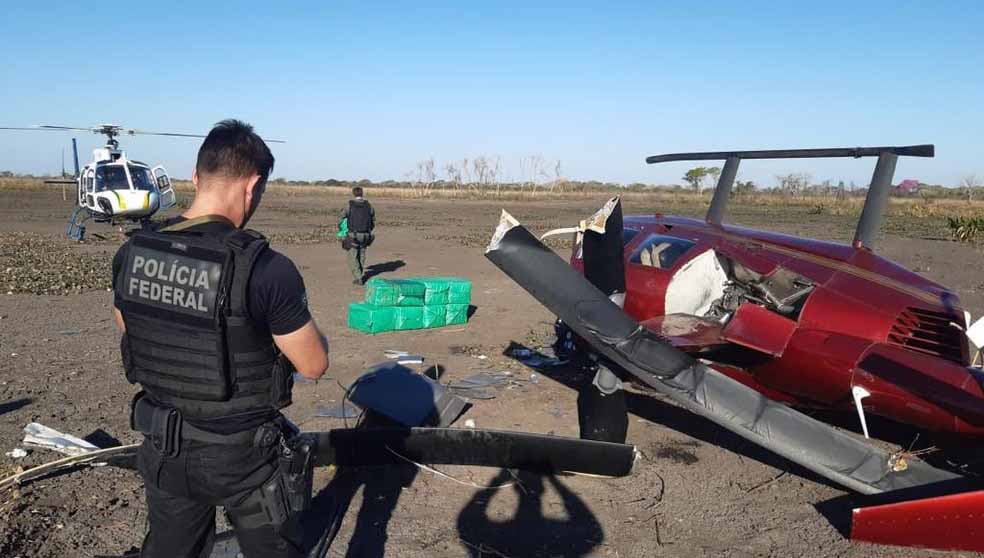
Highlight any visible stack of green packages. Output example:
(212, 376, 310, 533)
(348, 277, 472, 334)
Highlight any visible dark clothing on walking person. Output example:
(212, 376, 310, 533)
(342, 193, 375, 284)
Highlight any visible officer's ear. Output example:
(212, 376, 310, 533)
(191, 169, 200, 190)
(244, 174, 264, 205)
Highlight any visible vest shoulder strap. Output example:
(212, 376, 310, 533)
(223, 229, 269, 318)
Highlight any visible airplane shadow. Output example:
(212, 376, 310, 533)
(363, 260, 406, 281)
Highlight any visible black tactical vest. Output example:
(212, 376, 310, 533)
(347, 200, 372, 233)
(114, 219, 293, 420)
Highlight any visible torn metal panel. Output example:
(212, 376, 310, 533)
(312, 427, 635, 477)
(22, 422, 100, 457)
(484, 215, 961, 495)
(347, 362, 467, 427)
(851, 489, 984, 552)
(581, 196, 626, 299)
(315, 400, 362, 419)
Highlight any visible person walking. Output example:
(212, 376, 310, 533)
(342, 186, 375, 284)
(112, 119, 330, 558)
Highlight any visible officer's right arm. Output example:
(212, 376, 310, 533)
(273, 320, 329, 379)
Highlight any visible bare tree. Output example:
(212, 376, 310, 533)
(962, 174, 980, 202)
(521, 154, 546, 196)
(415, 158, 437, 196)
(776, 173, 812, 195)
(445, 162, 462, 196)
(549, 159, 567, 193)
(491, 156, 502, 197)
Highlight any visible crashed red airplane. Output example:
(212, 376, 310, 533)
(485, 145, 984, 554)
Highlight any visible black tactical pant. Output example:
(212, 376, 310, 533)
(137, 437, 304, 558)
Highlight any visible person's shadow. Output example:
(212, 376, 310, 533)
(456, 469, 604, 557)
(362, 260, 405, 282)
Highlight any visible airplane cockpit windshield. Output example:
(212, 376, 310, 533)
(129, 165, 156, 191)
(94, 165, 128, 191)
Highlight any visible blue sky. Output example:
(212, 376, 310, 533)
(1, 1, 981, 187)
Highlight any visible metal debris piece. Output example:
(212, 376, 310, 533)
(22, 422, 100, 456)
(448, 371, 530, 399)
(384, 349, 424, 364)
(315, 400, 363, 419)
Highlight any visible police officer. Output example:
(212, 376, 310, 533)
(342, 186, 375, 284)
(112, 120, 330, 558)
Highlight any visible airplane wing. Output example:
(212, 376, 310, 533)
(851, 489, 984, 552)
(485, 211, 961, 495)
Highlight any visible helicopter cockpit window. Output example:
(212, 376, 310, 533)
(129, 166, 157, 191)
(94, 166, 129, 192)
(630, 234, 696, 270)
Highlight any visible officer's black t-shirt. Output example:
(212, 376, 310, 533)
(112, 217, 312, 433)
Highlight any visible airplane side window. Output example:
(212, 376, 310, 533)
(629, 234, 696, 269)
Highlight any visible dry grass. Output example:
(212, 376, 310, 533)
(6, 176, 984, 223)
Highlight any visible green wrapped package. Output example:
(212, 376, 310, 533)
(364, 278, 426, 307)
(348, 303, 396, 334)
(418, 278, 450, 305)
(445, 278, 472, 305)
(446, 304, 469, 326)
(394, 307, 424, 330)
(422, 304, 447, 328)
(418, 277, 471, 305)
(337, 218, 348, 239)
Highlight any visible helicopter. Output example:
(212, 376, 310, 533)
(0, 124, 282, 241)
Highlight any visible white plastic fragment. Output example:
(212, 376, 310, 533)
(464, 419, 476, 428)
(22, 422, 100, 457)
(5, 448, 28, 458)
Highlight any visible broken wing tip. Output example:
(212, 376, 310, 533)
(486, 210, 520, 253)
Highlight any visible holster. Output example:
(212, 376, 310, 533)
(238, 431, 316, 532)
(130, 392, 182, 458)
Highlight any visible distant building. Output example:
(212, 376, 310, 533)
(894, 179, 920, 195)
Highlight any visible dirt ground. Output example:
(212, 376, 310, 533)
(1, 186, 983, 558)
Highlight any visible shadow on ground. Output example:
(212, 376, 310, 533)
(363, 260, 406, 281)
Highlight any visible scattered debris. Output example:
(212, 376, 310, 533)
(464, 419, 476, 429)
(507, 346, 567, 369)
(0, 444, 139, 491)
(22, 422, 100, 457)
(447, 371, 529, 399)
(5, 448, 28, 458)
(383, 350, 425, 364)
(315, 400, 363, 419)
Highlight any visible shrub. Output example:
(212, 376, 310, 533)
(947, 216, 984, 242)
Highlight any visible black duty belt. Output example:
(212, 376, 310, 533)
(130, 393, 280, 457)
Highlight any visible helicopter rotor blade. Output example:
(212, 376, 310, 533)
(35, 125, 103, 133)
(129, 129, 285, 143)
(2, 125, 286, 144)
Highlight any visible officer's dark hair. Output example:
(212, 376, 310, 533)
(195, 119, 275, 182)
(352, 187, 364, 197)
